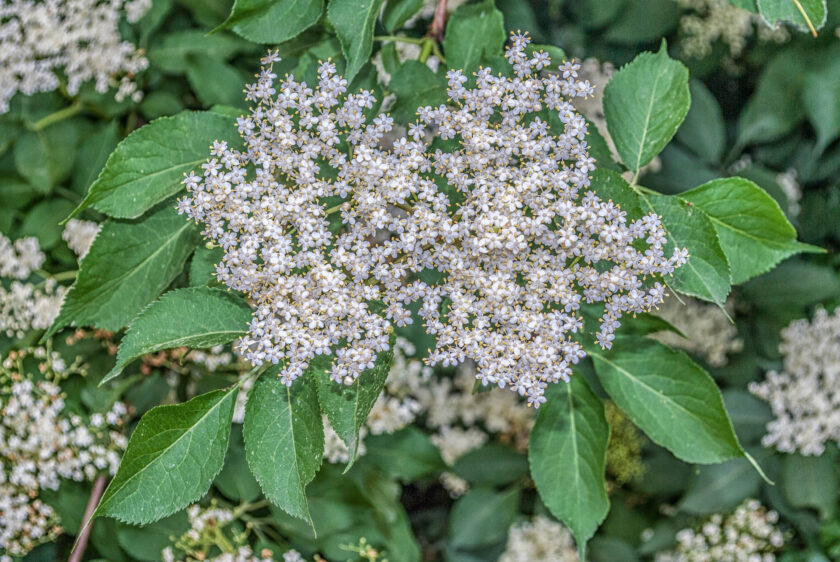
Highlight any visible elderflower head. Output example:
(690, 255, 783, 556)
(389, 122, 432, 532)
(180, 33, 687, 407)
(0, 355, 126, 557)
(655, 499, 785, 562)
(674, 0, 788, 60)
(0, 0, 150, 112)
(0, 234, 66, 338)
(749, 307, 840, 455)
(500, 515, 579, 562)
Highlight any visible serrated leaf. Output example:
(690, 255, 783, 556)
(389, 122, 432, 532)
(327, 0, 384, 83)
(593, 171, 731, 306)
(682, 177, 821, 284)
(757, 0, 827, 33)
(69, 111, 239, 220)
(313, 335, 395, 468)
(244, 373, 324, 523)
(588, 336, 744, 464)
(44, 204, 199, 339)
(529, 375, 609, 552)
(642, 193, 731, 306)
(219, 0, 323, 44)
(103, 288, 251, 384)
(603, 41, 690, 174)
(95, 386, 238, 524)
(443, 0, 506, 76)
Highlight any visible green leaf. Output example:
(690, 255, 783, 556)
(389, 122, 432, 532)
(244, 374, 324, 523)
(736, 50, 806, 148)
(594, 171, 731, 305)
(147, 31, 248, 73)
(72, 122, 119, 194)
(43, 204, 199, 339)
(381, 0, 423, 33)
(642, 193, 731, 306)
(452, 444, 528, 486)
(389, 60, 448, 124)
(116, 512, 190, 561)
(757, 0, 827, 33)
(679, 454, 764, 515)
(103, 288, 251, 384)
(314, 335, 395, 468)
(603, 41, 690, 174)
(676, 79, 725, 165)
(682, 178, 821, 284)
(95, 386, 238, 524)
(781, 451, 839, 520)
(215, 425, 262, 503)
(327, 0, 385, 83)
(70, 111, 240, 220)
(219, 0, 323, 44)
(364, 426, 445, 481)
(529, 375, 610, 552)
(602, 0, 679, 44)
(443, 0, 506, 76)
(804, 53, 840, 153)
(189, 245, 225, 287)
(588, 336, 744, 464)
(186, 56, 246, 108)
(740, 259, 840, 310)
(449, 487, 520, 549)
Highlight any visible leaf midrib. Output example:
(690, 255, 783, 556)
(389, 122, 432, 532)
(98, 388, 234, 513)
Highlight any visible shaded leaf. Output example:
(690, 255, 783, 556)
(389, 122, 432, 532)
(103, 287, 251, 384)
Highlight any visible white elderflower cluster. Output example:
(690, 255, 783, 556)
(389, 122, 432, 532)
(0, 234, 66, 338)
(0, 0, 151, 113)
(0, 235, 44, 279)
(62, 219, 101, 260)
(0, 370, 126, 557)
(181, 34, 687, 407)
(749, 307, 840, 455)
(674, 0, 788, 60)
(656, 499, 784, 562)
(653, 296, 742, 367)
(500, 515, 579, 562)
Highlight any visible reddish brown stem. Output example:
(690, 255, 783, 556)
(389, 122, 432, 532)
(68, 475, 107, 562)
(427, 0, 448, 41)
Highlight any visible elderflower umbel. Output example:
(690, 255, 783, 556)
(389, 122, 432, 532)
(655, 499, 785, 562)
(749, 307, 840, 455)
(0, 234, 66, 338)
(0, 0, 151, 112)
(499, 515, 579, 562)
(181, 34, 687, 407)
(674, 0, 788, 60)
(0, 355, 126, 557)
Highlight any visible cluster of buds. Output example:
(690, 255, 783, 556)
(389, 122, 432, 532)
(180, 33, 686, 407)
